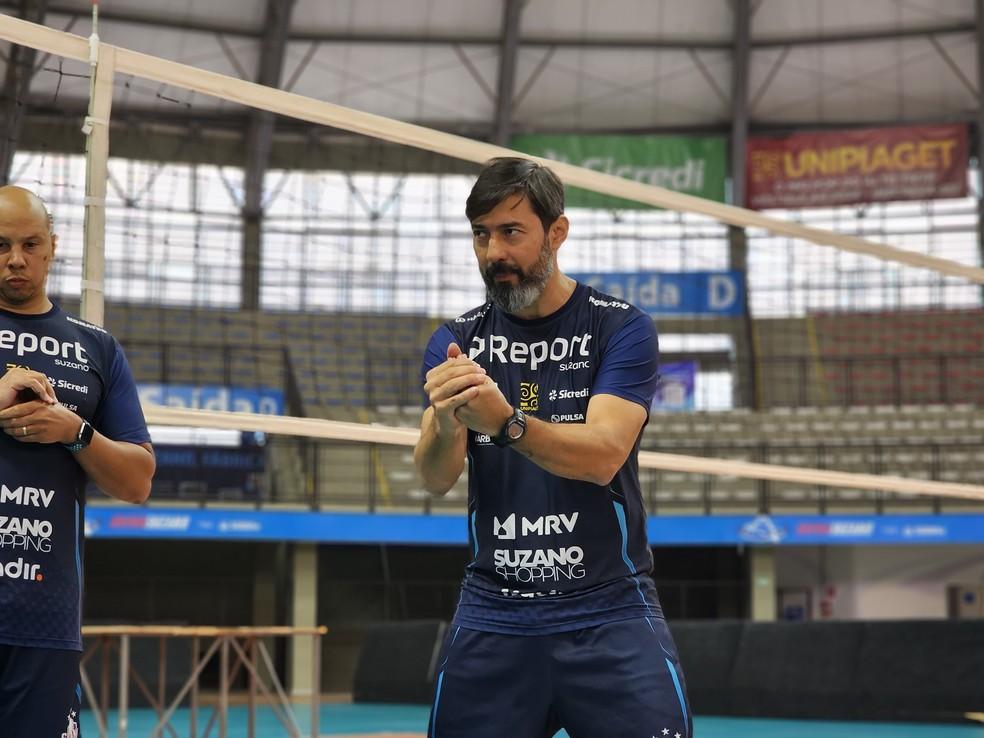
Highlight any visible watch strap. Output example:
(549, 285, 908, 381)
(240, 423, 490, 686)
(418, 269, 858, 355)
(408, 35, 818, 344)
(63, 420, 94, 453)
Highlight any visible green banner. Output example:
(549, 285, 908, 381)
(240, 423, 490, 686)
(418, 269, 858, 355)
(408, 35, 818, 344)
(510, 134, 727, 209)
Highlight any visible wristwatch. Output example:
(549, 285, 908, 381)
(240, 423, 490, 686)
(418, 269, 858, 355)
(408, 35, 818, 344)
(492, 408, 527, 447)
(63, 419, 94, 454)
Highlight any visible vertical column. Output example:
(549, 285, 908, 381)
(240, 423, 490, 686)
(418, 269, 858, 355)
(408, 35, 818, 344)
(289, 542, 318, 698)
(241, 0, 295, 310)
(729, 0, 761, 409)
(252, 543, 280, 691)
(750, 546, 777, 622)
(492, 0, 523, 146)
(975, 0, 984, 301)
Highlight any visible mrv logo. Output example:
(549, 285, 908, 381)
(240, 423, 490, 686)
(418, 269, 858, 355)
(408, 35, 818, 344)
(469, 334, 591, 371)
(493, 513, 579, 540)
(0, 485, 54, 508)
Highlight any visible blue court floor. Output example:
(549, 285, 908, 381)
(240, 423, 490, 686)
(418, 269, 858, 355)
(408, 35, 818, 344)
(80, 703, 984, 737)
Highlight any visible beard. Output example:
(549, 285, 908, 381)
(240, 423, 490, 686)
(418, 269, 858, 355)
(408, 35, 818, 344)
(481, 237, 554, 314)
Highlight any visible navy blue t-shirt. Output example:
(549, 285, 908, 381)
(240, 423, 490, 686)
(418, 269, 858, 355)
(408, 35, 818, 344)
(422, 283, 664, 635)
(0, 304, 150, 651)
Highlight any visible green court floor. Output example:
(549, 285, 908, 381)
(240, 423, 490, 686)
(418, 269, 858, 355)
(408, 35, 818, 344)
(80, 703, 984, 737)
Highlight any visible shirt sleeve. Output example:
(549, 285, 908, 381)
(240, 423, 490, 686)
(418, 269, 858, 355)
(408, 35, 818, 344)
(91, 340, 152, 445)
(420, 324, 458, 408)
(591, 312, 660, 412)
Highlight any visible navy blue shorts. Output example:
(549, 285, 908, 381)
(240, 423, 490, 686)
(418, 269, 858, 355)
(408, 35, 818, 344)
(428, 617, 692, 738)
(0, 644, 83, 738)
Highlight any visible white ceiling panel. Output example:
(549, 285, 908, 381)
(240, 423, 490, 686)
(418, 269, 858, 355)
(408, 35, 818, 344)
(523, 0, 732, 40)
(750, 35, 978, 123)
(286, 43, 497, 123)
(513, 48, 731, 130)
(290, 0, 501, 37)
(103, 24, 258, 77)
(753, 0, 973, 38)
(41, 0, 267, 32)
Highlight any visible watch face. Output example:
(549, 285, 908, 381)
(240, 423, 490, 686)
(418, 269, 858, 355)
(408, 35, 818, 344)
(507, 420, 524, 440)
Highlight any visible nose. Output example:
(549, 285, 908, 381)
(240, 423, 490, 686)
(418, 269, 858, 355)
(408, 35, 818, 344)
(6, 245, 27, 268)
(486, 233, 508, 263)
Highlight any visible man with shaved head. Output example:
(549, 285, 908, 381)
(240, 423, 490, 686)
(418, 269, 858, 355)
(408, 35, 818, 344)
(0, 186, 155, 737)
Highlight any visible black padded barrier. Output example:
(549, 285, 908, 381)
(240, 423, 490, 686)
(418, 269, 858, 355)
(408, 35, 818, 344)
(352, 620, 446, 704)
(354, 619, 984, 720)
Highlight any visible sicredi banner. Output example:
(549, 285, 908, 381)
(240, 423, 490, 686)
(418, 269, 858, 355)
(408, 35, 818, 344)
(511, 134, 727, 208)
(571, 271, 745, 317)
(746, 123, 969, 209)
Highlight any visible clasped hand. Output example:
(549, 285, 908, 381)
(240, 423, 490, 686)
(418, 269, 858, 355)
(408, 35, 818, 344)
(423, 343, 512, 437)
(0, 399, 81, 445)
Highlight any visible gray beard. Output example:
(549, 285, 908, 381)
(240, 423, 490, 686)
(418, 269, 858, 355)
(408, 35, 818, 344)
(483, 240, 554, 314)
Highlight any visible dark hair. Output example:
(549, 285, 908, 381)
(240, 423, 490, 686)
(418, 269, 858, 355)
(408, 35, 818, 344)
(465, 157, 564, 233)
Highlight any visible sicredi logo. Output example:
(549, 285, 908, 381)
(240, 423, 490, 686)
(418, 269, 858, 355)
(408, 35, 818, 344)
(0, 557, 43, 581)
(0, 330, 89, 364)
(469, 334, 591, 371)
(548, 387, 590, 401)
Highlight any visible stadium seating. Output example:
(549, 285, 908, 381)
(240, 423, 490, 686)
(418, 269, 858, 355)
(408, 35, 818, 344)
(59, 300, 981, 515)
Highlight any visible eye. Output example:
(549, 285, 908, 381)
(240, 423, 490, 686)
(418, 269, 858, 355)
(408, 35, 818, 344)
(472, 229, 488, 239)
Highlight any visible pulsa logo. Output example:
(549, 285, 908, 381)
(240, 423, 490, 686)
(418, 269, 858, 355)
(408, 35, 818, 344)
(550, 413, 585, 423)
(0, 557, 43, 581)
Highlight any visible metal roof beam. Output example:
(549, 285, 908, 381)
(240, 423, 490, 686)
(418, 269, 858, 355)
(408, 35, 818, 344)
(241, 0, 295, 310)
(493, 0, 523, 146)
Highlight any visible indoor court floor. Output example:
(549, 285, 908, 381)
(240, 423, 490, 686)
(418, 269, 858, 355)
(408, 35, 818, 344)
(79, 702, 984, 737)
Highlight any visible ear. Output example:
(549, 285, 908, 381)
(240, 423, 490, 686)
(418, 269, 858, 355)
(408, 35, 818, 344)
(548, 215, 569, 252)
(49, 233, 58, 262)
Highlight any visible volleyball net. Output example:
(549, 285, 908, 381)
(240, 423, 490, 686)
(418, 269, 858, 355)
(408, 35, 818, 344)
(1, 11, 983, 511)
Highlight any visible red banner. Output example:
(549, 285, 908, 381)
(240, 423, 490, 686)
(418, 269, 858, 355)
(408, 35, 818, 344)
(746, 124, 968, 209)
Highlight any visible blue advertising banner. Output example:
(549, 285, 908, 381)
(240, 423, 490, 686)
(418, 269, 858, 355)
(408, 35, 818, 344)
(570, 271, 745, 317)
(137, 384, 284, 415)
(653, 360, 697, 411)
(84, 508, 984, 547)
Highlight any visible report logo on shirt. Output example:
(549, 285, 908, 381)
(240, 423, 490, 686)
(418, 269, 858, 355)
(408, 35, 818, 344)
(519, 382, 539, 413)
